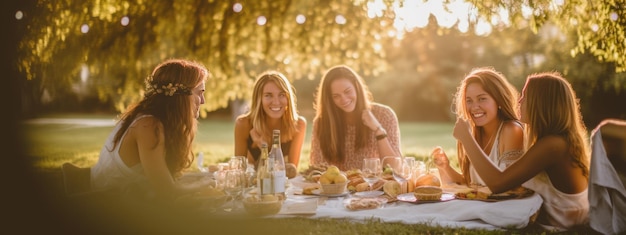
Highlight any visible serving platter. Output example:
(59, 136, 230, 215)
(396, 193, 455, 204)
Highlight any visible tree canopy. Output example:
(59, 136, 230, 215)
(15, 0, 626, 118)
(469, 0, 626, 72)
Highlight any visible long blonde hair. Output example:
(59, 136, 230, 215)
(521, 72, 590, 178)
(313, 65, 373, 163)
(113, 59, 208, 176)
(244, 71, 300, 142)
(453, 67, 520, 184)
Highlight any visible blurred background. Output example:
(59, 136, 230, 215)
(10, 0, 626, 128)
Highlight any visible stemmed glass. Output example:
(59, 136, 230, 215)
(222, 170, 245, 212)
(359, 158, 382, 197)
(196, 152, 208, 173)
(228, 156, 246, 171)
(382, 156, 413, 193)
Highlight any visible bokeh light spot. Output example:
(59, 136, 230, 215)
(15, 10, 24, 20)
(257, 16, 267, 26)
(296, 14, 306, 24)
(233, 3, 243, 13)
(81, 24, 90, 33)
(335, 15, 346, 25)
(121, 16, 130, 26)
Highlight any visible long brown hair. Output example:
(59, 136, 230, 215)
(313, 65, 373, 163)
(243, 71, 301, 142)
(453, 67, 520, 184)
(112, 59, 208, 177)
(521, 72, 590, 178)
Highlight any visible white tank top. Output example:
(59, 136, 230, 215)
(470, 122, 505, 185)
(523, 171, 589, 230)
(91, 115, 150, 192)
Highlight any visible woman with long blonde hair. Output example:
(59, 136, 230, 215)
(234, 71, 307, 169)
(453, 72, 590, 230)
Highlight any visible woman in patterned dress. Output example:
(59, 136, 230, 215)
(309, 65, 402, 171)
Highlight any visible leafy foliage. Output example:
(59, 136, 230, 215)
(18, 0, 395, 115)
(468, 0, 626, 72)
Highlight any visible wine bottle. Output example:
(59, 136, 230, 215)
(256, 143, 274, 195)
(270, 129, 286, 197)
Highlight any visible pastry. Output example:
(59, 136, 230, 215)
(414, 186, 443, 201)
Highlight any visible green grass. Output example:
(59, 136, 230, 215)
(22, 115, 459, 172)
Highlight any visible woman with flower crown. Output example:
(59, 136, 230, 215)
(91, 59, 211, 201)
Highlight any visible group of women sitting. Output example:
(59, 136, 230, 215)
(89, 58, 609, 231)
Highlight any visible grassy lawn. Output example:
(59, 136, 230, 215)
(22, 115, 459, 172)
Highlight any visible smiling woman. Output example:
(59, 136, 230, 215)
(233, 71, 307, 170)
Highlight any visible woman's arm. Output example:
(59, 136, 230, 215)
(234, 116, 254, 166)
(133, 117, 178, 199)
(287, 117, 307, 168)
(363, 106, 402, 158)
(453, 118, 562, 193)
(432, 147, 465, 184)
(309, 119, 323, 166)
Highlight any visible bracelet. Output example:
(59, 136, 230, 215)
(376, 133, 388, 140)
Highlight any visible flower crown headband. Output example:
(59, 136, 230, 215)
(145, 76, 192, 97)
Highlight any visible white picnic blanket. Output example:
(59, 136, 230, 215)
(276, 177, 543, 230)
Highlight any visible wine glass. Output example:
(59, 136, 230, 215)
(228, 155, 246, 171)
(360, 158, 382, 197)
(382, 156, 413, 192)
(222, 170, 244, 212)
(196, 152, 207, 172)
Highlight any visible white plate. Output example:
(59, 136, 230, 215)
(396, 193, 455, 203)
(354, 191, 384, 198)
(312, 189, 350, 197)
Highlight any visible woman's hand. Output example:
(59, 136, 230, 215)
(453, 118, 472, 141)
(249, 128, 266, 148)
(431, 146, 449, 168)
(361, 109, 381, 131)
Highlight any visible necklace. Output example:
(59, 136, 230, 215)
(481, 130, 496, 154)
(481, 121, 502, 154)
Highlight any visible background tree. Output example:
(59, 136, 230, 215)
(14, 0, 626, 125)
(468, 0, 626, 73)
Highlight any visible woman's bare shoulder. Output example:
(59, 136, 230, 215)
(297, 116, 307, 125)
(130, 115, 161, 129)
(501, 121, 524, 136)
(235, 115, 251, 127)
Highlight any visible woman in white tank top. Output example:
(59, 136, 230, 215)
(433, 67, 524, 186)
(453, 72, 590, 231)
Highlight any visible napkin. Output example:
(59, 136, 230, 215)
(278, 198, 318, 215)
(588, 129, 626, 234)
